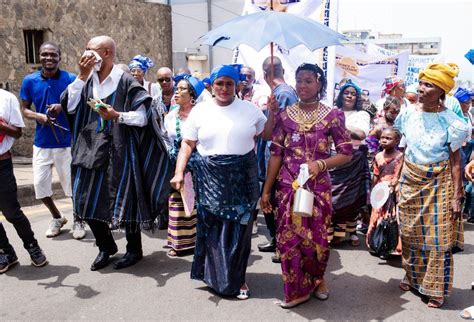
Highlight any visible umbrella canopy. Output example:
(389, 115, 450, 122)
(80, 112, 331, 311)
(465, 49, 474, 65)
(197, 10, 346, 52)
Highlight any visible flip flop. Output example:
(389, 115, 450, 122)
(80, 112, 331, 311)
(237, 284, 250, 300)
(460, 306, 474, 320)
(427, 297, 444, 308)
(314, 280, 330, 301)
(280, 294, 311, 309)
(399, 276, 410, 291)
(350, 234, 360, 247)
(167, 249, 178, 257)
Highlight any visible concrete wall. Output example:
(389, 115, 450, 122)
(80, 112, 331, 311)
(171, 0, 244, 74)
(0, 0, 172, 156)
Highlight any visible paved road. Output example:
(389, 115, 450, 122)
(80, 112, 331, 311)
(1, 199, 473, 320)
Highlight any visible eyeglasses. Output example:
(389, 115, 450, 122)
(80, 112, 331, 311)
(158, 77, 172, 83)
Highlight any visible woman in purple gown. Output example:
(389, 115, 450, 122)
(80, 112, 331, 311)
(261, 63, 352, 308)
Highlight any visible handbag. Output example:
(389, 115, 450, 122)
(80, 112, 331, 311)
(71, 120, 112, 170)
(368, 193, 399, 257)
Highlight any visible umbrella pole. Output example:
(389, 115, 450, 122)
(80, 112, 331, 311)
(270, 42, 274, 90)
(270, 0, 274, 90)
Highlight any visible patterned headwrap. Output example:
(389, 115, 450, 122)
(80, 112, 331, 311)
(174, 73, 190, 84)
(209, 64, 240, 85)
(181, 75, 205, 100)
(202, 77, 211, 86)
(454, 87, 473, 103)
(340, 80, 362, 96)
(381, 76, 402, 97)
(128, 55, 154, 73)
(419, 63, 459, 94)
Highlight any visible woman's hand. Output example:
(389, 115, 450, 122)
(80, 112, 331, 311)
(260, 191, 272, 213)
(170, 172, 185, 191)
(307, 160, 320, 178)
(451, 198, 462, 220)
(267, 95, 279, 114)
(465, 160, 474, 182)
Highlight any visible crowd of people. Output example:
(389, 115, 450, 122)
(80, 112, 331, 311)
(0, 35, 473, 312)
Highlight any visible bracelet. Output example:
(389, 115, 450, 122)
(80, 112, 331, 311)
(320, 159, 327, 172)
(315, 160, 327, 172)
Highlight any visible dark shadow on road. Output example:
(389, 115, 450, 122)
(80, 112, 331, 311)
(96, 250, 192, 288)
(4, 263, 100, 299)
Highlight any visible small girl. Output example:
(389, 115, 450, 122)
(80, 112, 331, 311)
(366, 127, 404, 256)
(367, 96, 402, 158)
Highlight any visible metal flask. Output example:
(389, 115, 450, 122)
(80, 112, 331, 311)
(292, 187, 314, 217)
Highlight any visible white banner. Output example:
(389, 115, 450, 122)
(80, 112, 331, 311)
(405, 54, 442, 86)
(234, 0, 338, 104)
(334, 45, 409, 100)
(366, 43, 441, 87)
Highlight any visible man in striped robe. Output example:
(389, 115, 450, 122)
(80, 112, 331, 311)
(58, 35, 171, 271)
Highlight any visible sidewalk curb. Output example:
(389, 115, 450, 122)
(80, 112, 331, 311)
(17, 182, 66, 207)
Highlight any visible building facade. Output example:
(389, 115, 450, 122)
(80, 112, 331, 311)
(342, 29, 441, 55)
(0, 0, 172, 156)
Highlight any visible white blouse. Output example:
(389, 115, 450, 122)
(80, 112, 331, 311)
(182, 98, 267, 156)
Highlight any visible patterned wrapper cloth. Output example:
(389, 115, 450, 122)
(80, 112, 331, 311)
(398, 159, 464, 297)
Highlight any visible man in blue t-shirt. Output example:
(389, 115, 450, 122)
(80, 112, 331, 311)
(257, 56, 298, 262)
(20, 42, 85, 240)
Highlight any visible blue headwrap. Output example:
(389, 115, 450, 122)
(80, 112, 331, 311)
(340, 80, 362, 96)
(128, 55, 154, 73)
(182, 75, 205, 99)
(202, 77, 211, 86)
(209, 64, 240, 85)
(454, 87, 473, 103)
(174, 73, 190, 85)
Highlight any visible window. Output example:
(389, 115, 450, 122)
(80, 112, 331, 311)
(23, 30, 44, 64)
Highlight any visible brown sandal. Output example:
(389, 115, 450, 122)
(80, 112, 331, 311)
(399, 276, 410, 291)
(428, 297, 444, 308)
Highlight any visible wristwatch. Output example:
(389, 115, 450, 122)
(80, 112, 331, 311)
(117, 113, 124, 124)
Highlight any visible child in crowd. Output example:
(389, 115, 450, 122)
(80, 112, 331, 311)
(367, 96, 402, 160)
(366, 127, 403, 256)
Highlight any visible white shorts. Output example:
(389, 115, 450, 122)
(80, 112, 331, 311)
(33, 146, 72, 199)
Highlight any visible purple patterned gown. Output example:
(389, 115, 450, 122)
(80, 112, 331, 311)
(270, 104, 352, 302)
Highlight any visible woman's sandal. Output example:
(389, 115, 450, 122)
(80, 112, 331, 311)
(460, 306, 474, 320)
(236, 284, 250, 300)
(167, 249, 178, 257)
(350, 234, 360, 247)
(280, 294, 311, 309)
(314, 280, 330, 301)
(399, 276, 411, 291)
(427, 297, 444, 308)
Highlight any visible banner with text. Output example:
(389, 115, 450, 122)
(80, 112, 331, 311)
(334, 45, 409, 100)
(366, 43, 441, 86)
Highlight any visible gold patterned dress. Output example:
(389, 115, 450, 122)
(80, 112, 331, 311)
(270, 103, 352, 302)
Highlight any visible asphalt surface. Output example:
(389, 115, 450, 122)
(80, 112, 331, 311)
(1, 199, 473, 321)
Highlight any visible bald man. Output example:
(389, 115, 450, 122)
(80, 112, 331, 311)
(56, 36, 171, 271)
(156, 67, 175, 112)
(257, 56, 297, 261)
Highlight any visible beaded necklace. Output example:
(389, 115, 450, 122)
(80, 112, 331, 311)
(175, 107, 182, 141)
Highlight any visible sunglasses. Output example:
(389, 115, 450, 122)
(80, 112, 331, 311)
(158, 77, 172, 83)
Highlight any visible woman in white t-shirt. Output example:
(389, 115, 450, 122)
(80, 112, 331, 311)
(164, 76, 205, 257)
(171, 65, 267, 300)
